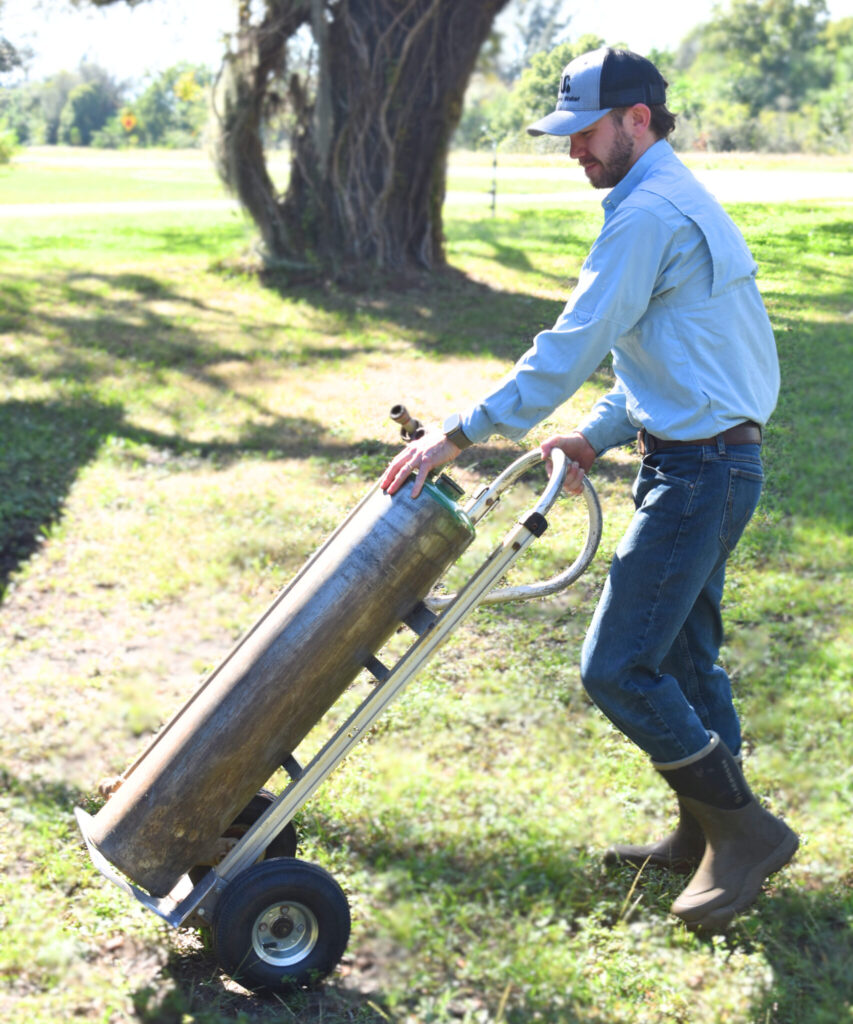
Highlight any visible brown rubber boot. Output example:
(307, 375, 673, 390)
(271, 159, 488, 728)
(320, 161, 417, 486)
(655, 734, 798, 933)
(604, 799, 705, 873)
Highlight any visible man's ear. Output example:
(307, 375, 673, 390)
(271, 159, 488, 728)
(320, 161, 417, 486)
(628, 103, 652, 137)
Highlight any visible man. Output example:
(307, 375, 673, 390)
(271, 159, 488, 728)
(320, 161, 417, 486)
(380, 46, 797, 933)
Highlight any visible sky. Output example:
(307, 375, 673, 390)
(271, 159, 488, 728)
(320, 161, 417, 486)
(3, 0, 853, 87)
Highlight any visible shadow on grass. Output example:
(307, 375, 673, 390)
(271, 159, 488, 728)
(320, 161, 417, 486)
(255, 262, 592, 366)
(1, 764, 393, 1023)
(0, 763, 85, 813)
(0, 260, 614, 602)
(140, 942, 393, 1024)
(169, 882, 853, 1024)
(145, 827, 625, 1024)
(0, 397, 121, 596)
(5, 763, 849, 1023)
(0, 395, 349, 598)
(745, 886, 853, 1024)
(446, 206, 591, 287)
(309, 808, 852, 1023)
(0, 391, 522, 601)
(604, 857, 853, 1024)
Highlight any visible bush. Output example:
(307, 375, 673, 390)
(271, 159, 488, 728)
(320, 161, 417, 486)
(160, 127, 204, 149)
(91, 116, 129, 149)
(754, 110, 811, 153)
(0, 119, 17, 163)
(453, 74, 512, 150)
(810, 81, 853, 152)
(58, 80, 117, 146)
(698, 102, 761, 152)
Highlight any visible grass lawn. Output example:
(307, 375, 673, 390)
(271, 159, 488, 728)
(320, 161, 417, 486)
(0, 149, 851, 1024)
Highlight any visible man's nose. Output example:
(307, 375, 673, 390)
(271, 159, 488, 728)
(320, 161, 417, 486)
(569, 135, 585, 159)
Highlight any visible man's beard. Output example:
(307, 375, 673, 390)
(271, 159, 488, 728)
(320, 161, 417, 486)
(586, 123, 635, 189)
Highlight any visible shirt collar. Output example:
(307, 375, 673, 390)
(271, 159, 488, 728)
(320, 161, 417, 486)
(601, 139, 672, 216)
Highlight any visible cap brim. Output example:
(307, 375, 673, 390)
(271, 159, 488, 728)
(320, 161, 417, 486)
(527, 107, 612, 137)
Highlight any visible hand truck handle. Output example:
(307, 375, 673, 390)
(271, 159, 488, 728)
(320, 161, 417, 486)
(427, 449, 602, 609)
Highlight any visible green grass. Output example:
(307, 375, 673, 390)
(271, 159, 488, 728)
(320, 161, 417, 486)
(0, 160, 225, 204)
(0, 150, 851, 1024)
(0, 147, 285, 205)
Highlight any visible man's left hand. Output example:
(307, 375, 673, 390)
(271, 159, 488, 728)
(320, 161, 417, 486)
(380, 428, 460, 498)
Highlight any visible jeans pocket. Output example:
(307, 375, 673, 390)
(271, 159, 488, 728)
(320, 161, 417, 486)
(647, 451, 701, 486)
(634, 454, 696, 504)
(720, 467, 763, 553)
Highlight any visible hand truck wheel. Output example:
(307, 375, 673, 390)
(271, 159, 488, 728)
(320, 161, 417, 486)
(211, 858, 351, 993)
(189, 789, 298, 884)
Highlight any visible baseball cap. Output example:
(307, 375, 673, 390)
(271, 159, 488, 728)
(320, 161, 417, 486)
(527, 46, 667, 137)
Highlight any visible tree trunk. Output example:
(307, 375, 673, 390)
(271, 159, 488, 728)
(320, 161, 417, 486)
(211, 0, 511, 280)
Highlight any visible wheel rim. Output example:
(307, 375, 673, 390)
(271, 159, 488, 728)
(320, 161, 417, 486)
(251, 900, 319, 966)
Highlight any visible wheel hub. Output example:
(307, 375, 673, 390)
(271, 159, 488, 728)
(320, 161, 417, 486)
(270, 914, 294, 939)
(252, 901, 319, 966)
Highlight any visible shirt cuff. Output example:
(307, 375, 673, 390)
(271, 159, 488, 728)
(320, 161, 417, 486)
(460, 405, 497, 445)
(577, 401, 637, 454)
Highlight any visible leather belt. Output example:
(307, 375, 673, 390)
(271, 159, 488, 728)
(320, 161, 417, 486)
(638, 421, 762, 456)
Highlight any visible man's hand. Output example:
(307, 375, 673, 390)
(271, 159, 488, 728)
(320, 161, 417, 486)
(540, 431, 596, 495)
(380, 428, 461, 498)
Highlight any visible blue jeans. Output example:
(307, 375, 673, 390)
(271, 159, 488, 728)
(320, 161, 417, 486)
(580, 441, 764, 763)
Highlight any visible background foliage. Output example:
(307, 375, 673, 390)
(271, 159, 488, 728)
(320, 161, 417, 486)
(458, 0, 853, 153)
(2, 0, 852, 155)
(0, 59, 211, 150)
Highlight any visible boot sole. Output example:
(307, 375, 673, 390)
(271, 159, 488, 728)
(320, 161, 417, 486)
(604, 848, 699, 874)
(673, 829, 799, 933)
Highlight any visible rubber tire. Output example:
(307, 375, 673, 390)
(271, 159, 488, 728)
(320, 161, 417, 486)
(231, 790, 298, 860)
(212, 858, 351, 993)
(188, 789, 297, 884)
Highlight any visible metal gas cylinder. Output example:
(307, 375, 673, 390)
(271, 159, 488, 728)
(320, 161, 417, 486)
(87, 474, 474, 896)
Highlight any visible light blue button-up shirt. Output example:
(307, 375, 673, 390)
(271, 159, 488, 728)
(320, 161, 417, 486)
(460, 141, 779, 453)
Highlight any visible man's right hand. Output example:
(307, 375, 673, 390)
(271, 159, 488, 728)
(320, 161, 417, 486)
(540, 431, 597, 495)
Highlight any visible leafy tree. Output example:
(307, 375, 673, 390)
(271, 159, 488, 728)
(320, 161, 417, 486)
(0, 80, 41, 143)
(498, 34, 606, 138)
(132, 64, 211, 146)
(495, 0, 574, 81)
(0, 36, 20, 74)
(0, 121, 14, 160)
(34, 63, 123, 145)
(58, 79, 118, 144)
(38, 71, 80, 144)
(809, 16, 853, 150)
(90, 114, 133, 148)
(457, 0, 576, 148)
(83, 0, 514, 282)
(664, 0, 851, 151)
(0, 1, 22, 159)
(453, 72, 512, 148)
(0, 0, 21, 74)
(691, 0, 832, 115)
(821, 13, 853, 55)
(817, 14, 853, 89)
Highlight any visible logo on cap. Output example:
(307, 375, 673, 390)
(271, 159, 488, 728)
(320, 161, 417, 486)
(558, 72, 580, 107)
